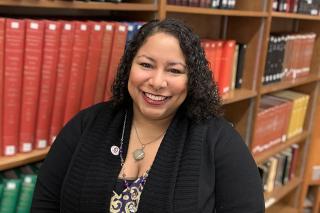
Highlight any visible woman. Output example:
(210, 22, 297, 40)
(31, 19, 264, 213)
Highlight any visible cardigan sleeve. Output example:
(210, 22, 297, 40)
(30, 109, 88, 212)
(212, 119, 265, 213)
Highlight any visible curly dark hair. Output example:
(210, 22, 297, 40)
(112, 18, 222, 121)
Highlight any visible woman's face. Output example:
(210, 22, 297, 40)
(128, 32, 188, 121)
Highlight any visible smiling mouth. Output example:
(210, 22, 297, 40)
(142, 92, 170, 104)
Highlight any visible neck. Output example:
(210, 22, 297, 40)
(132, 108, 174, 135)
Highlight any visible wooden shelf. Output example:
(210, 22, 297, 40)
(222, 88, 257, 105)
(254, 131, 308, 164)
(166, 5, 268, 17)
(261, 74, 320, 95)
(272, 11, 320, 21)
(309, 179, 320, 186)
(0, 147, 50, 171)
(266, 203, 299, 213)
(0, 0, 157, 11)
(264, 177, 302, 209)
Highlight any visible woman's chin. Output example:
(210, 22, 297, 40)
(138, 108, 170, 120)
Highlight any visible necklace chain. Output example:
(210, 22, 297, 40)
(133, 123, 165, 148)
(119, 112, 149, 190)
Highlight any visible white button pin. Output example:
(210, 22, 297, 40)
(111, 145, 120, 156)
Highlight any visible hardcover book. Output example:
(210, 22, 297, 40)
(3, 19, 26, 156)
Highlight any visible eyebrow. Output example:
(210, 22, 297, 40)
(136, 55, 186, 68)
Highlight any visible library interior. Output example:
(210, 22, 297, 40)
(0, 0, 320, 212)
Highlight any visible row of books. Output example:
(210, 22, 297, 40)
(252, 90, 309, 155)
(263, 33, 316, 85)
(0, 162, 41, 213)
(75, 0, 122, 2)
(0, 18, 143, 156)
(201, 39, 247, 94)
(259, 145, 300, 193)
(273, 0, 320, 15)
(167, 0, 236, 9)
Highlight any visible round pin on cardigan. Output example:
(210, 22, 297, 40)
(111, 145, 120, 156)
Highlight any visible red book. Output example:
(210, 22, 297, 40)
(202, 40, 214, 78)
(288, 0, 295, 12)
(210, 41, 218, 81)
(297, 33, 315, 78)
(0, 18, 5, 156)
(286, 34, 301, 79)
(293, 35, 303, 78)
(104, 22, 128, 101)
(252, 95, 293, 155)
(289, 144, 299, 180)
(3, 19, 26, 156)
(218, 40, 236, 94)
(285, 0, 290, 12)
(63, 21, 90, 124)
(199, 0, 210, 7)
(80, 21, 104, 109)
(94, 22, 115, 104)
(35, 20, 62, 149)
(19, 19, 45, 153)
(50, 21, 74, 144)
(251, 101, 276, 154)
(213, 41, 223, 92)
(202, 40, 220, 83)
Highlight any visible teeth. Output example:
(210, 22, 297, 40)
(144, 92, 167, 101)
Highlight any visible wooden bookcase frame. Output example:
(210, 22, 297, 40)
(298, 87, 320, 212)
(0, 0, 319, 212)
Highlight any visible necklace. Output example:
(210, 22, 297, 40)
(132, 123, 165, 161)
(119, 112, 149, 189)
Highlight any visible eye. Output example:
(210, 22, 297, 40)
(169, 68, 184, 74)
(140, 63, 153, 69)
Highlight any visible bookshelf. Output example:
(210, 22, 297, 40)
(165, 5, 269, 17)
(0, 0, 319, 212)
(254, 131, 308, 164)
(0, 147, 50, 171)
(272, 11, 320, 20)
(264, 177, 302, 208)
(261, 73, 320, 94)
(298, 92, 320, 212)
(0, 1, 157, 11)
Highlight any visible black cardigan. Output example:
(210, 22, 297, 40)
(31, 101, 265, 213)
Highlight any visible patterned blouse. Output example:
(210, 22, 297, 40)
(109, 173, 148, 213)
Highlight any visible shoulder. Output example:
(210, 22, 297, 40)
(201, 116, 249, 157)
(73, 101, 114, 127)
(79, 101, 114, 120)
(204, 116, 241, 143)
(58, 101, 116, 139)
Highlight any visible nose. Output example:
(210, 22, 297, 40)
(148, 69, 168, 91)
